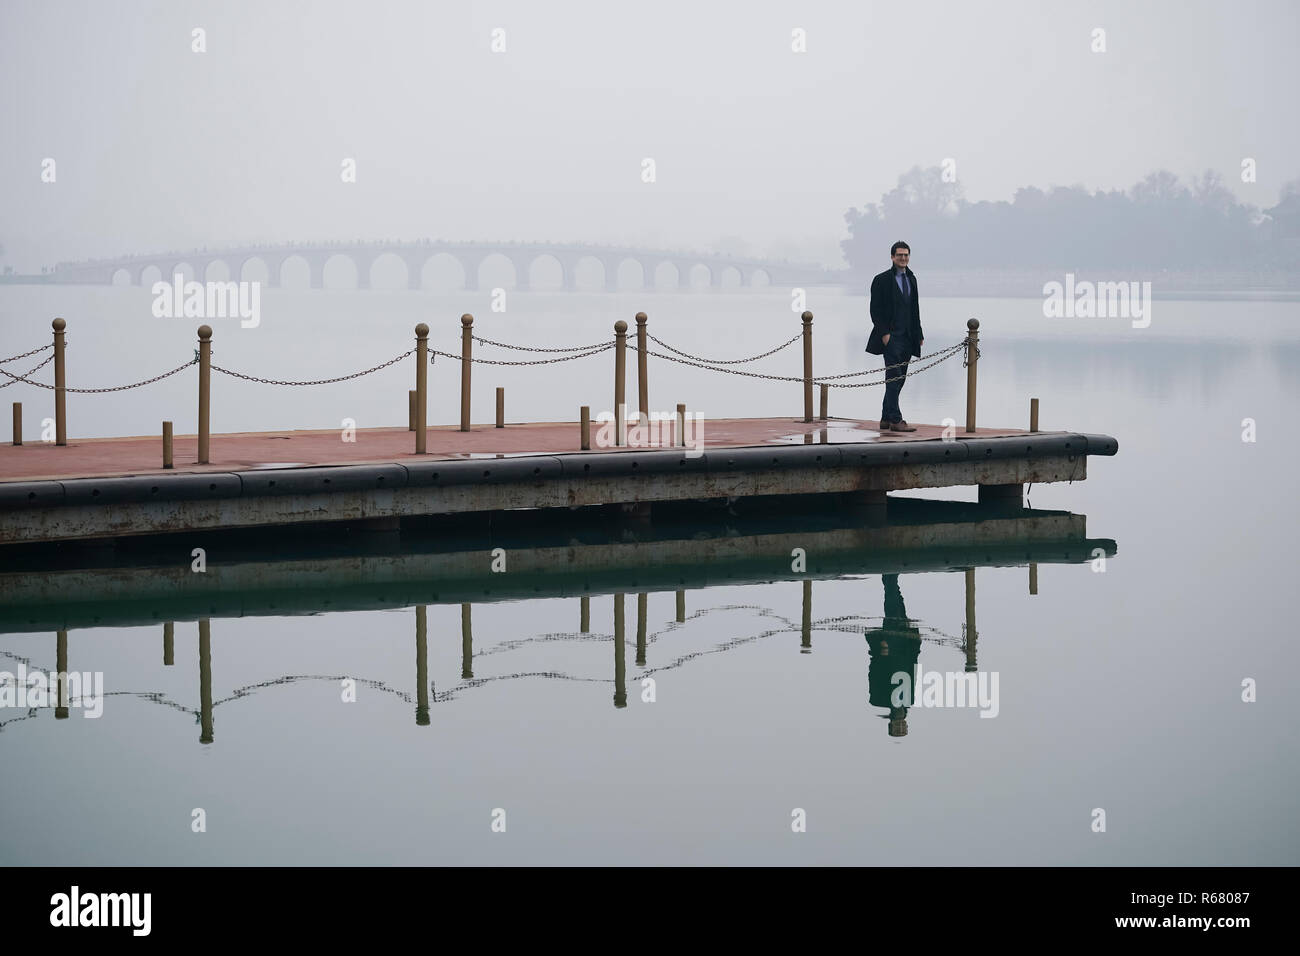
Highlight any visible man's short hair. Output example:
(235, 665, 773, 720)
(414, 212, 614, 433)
(891, 241, 910, 257)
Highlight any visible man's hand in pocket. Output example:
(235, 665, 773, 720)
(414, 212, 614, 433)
(882, 333, 891, 346)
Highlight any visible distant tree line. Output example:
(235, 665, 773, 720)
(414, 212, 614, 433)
(842, 166, 1300, 272)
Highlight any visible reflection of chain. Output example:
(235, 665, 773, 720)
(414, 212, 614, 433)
(430, 342, 613, 366)
(211, 349, 413, 386)
(0, 351, 55, 390)
(0, 343, 53, 365)
(473, 335, 606, 354)
(646, 332, 801, 365)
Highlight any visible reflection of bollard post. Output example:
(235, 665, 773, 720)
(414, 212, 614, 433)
(415, 605, 429, 726)
(613, 320, 627, 447)
(163, 421, 173, 469)
(461, 603, 473, 679)
(635, 312, 649, 426)
(964, 568, 977, 672)
(55, 629, 69, 719)
(965, 319, 980, 433)
(163, 621, 174, 666)
(580, 595, 590, 633)
(199, 618, 214, 744)
(675, 589, 685, 623)
(460, 314, 473, 432)
(802, 311, 814, 423)
(52, 318, 66, 446)
(636, 593, 647, 666)
(1029, 562, 1038, 596)
(197, 325, 212, 464)
(613, 593, 627, 709)
(414, 324, 428, 454)
(801, 579, 812, 653)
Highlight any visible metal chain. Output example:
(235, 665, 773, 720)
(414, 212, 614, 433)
(625, 337, 967, 388)
(472, 334, 607, 354)
(0, 343, 53, 365)
(211, 349, 414, 386)
(963, 340, 981, 367)
(430, 342, 613, 366)
(646, 332, 801, 365)
(0, 355, 197, 393)
(0, 352, 55, 390)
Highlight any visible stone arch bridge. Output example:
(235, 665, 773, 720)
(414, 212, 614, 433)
(50, 241, 845, 291)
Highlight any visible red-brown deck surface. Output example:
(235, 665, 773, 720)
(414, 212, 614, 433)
(0, 418, 1040, 483)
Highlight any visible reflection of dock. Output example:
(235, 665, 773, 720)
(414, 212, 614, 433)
(0, 497, 1115, 632)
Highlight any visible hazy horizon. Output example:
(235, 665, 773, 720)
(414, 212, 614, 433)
(3, 0, 1298, 272)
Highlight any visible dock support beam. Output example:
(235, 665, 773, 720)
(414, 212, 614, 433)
(415, 323, 428, 454)
(53, 318, 66, 446)
(802, 311, 814, 423)
(197, 325, 212, 464)
(636, 312, 648, 426)
(460, 314, 473, 432)
(965, 318, 979, 433)
(614, 320, 627, 446)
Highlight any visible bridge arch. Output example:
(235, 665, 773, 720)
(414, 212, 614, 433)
(527, 254, 564, 292)
(238, 256, 270, 285)
(323, 254, 359, 290)
(368, 252, 409, 291)
(613, 258, 645, 291)
(749, 268, 771, 288)
(420, 253, 467, 292)
(110, 268, 132, 286)
(476, 253, 518, 291)
(204, 260, 232, 282)
(572, 255, 606, 292)
(719, 265, 742, 289)
(139, 265, 163, 288)
(280, 255, 312, 290)
(652, 261, 680, 291)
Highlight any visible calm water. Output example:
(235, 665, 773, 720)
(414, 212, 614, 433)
(1, 285, 1298, 865)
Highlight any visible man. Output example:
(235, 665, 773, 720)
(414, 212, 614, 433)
(865, 241, 924, 432)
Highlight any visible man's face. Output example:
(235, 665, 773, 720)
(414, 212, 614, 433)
(892, 249, 910, 269)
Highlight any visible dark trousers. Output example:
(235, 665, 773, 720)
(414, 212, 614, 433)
(880, 335, 911, 423)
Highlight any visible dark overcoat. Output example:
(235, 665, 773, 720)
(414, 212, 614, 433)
(866, 267, 924, 357)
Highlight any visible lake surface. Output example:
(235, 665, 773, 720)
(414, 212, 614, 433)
(1, 285, 1298, 865)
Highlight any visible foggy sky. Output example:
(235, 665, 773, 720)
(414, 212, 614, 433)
(2, 0, 1297, 271)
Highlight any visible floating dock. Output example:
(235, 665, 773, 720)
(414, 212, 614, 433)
(0, 417, 1118, 546)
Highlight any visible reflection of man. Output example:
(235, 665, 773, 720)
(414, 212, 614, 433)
(865, 242, 925, 432)
(865, 573, 922, 737)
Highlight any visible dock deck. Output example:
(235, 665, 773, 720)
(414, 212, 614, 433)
(0, 417, 1118, 547)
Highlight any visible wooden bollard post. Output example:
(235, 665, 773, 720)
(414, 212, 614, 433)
(819, 383, 828, 422)
(459, 314, 473, 432)
(802, 311, 813, 423)
(636, 592, 648, 666)
(415, 605, 429, 726)
(676, 402, 686, 447)
(613, 319, 628, 446)
(414, 324, 428, 454)
(11, 402, 20, 446)
(496, 387, 504, 428)
(461, 603, 473, 679)
(55, 629, 68, 719)
(1030, 397, 1039, 433)
(964, 567, 977, 671)
(635, 312, 649, 426)
(198, 617, 213, 744)
(408, 390, 416, 431)
(965, 318, 980, 433)
(162, 421, 173, 469)
(52, 318, 66, 446)
(613, 592, 627, 709)
(197, 325, 212, 464)
(580, 406, 591, 450)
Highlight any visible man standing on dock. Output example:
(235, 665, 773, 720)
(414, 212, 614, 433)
(866, 241, 924, 432)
